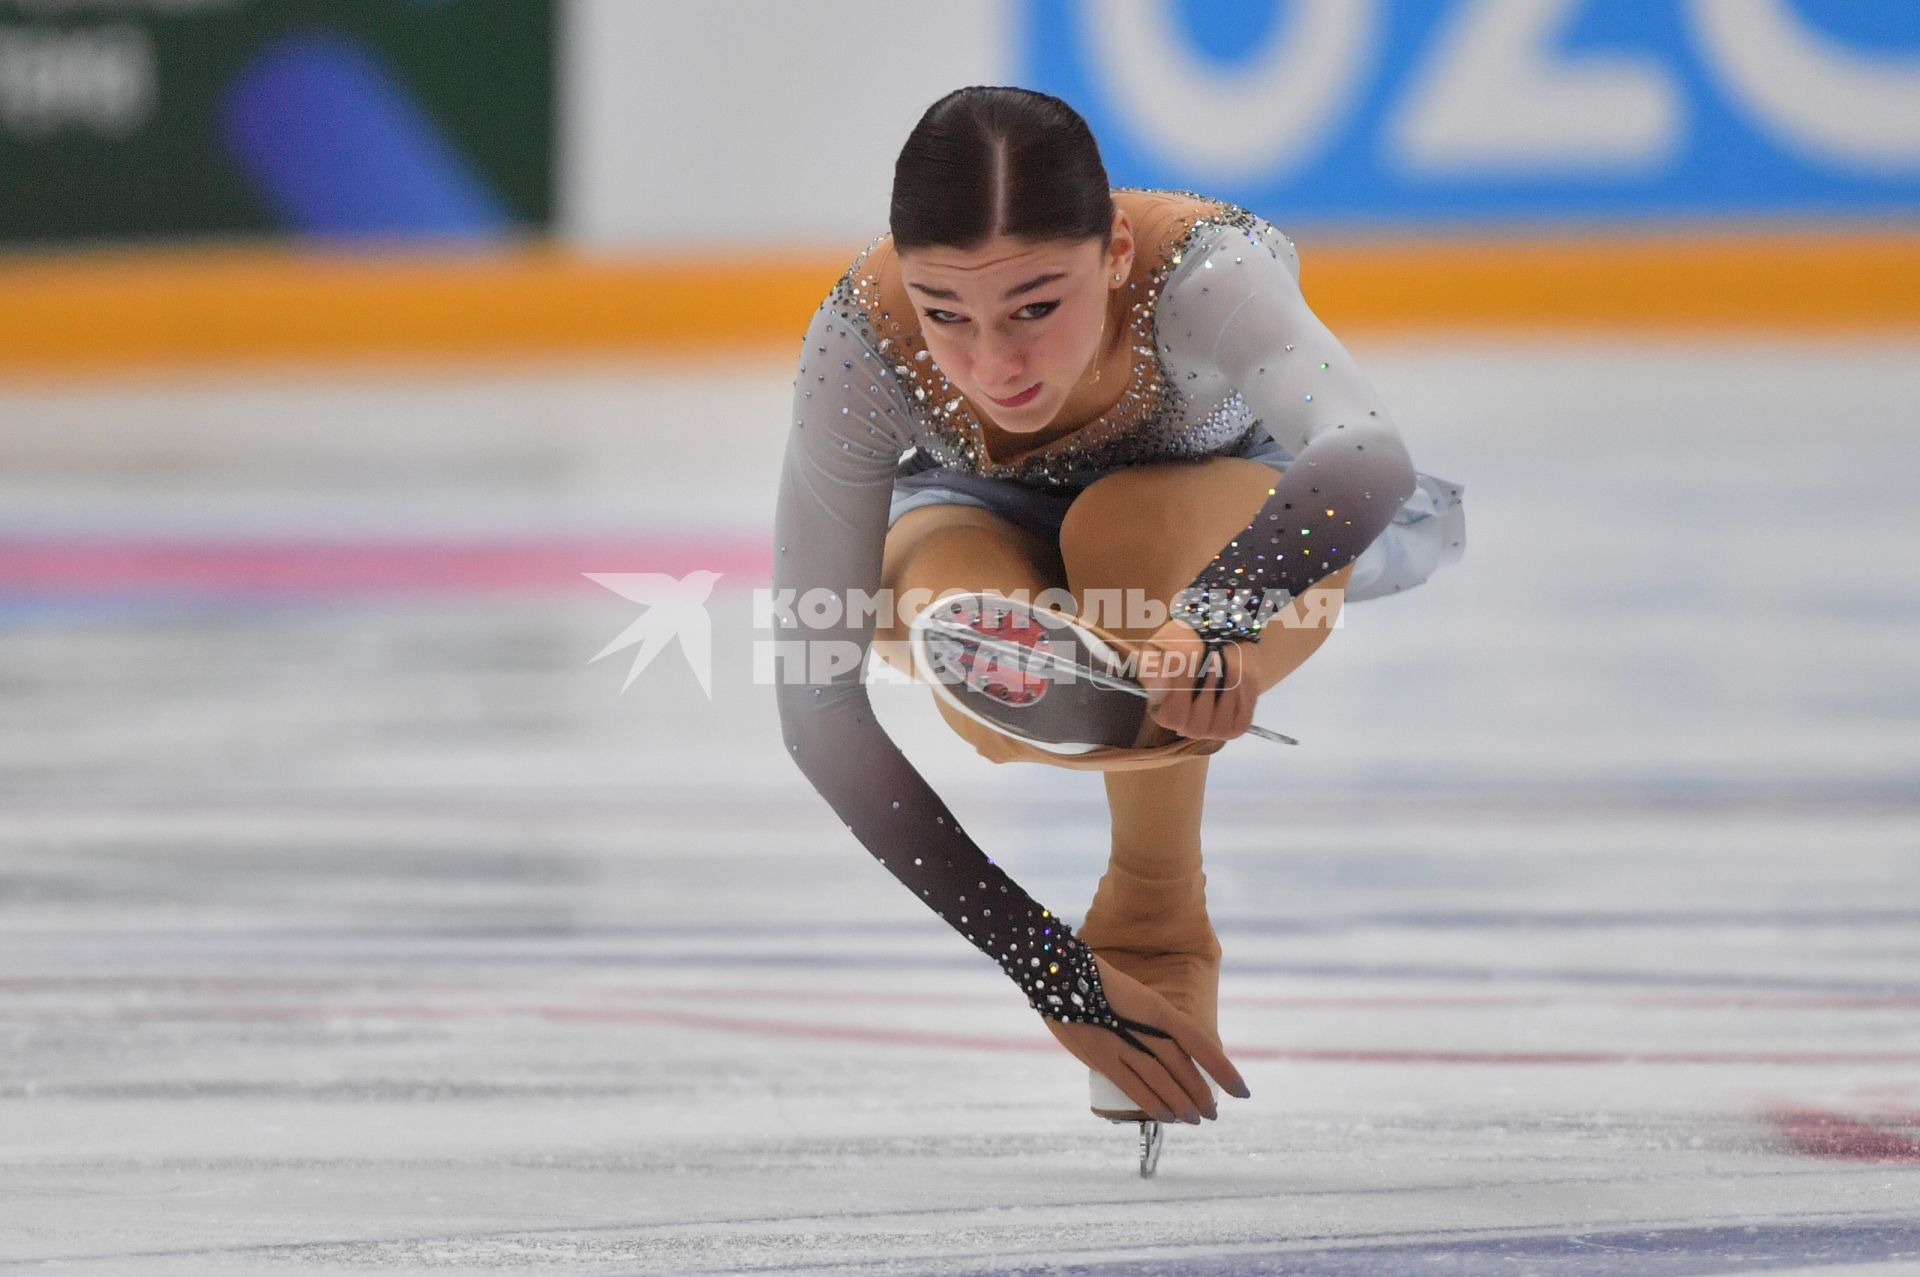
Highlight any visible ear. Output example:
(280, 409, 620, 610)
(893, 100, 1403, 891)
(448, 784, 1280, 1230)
(1106, 208, 1136, 286)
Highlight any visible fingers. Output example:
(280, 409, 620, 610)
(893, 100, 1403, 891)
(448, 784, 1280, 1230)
(1170, 1017, 1251, 1101)
(1121, 1005, 1222, 1120)
(1193, 646, 1230, 738)
(1157, 643, 1251, 741)
(1049, 1000, 1248, 1119)
(1148, 1028, 1222, 1120)
(1110, 1050, 1201, 1125)
(1147, 645, 1222, 737)
(1205, 646, 1257, 741)
(1104, 1056, 1180, 1124)
(1227, 646, 1256, 738)
(1145, 689, 1185, 735)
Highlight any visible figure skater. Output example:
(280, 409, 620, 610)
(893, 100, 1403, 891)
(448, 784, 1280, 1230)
(771, 87, 1465, 1141)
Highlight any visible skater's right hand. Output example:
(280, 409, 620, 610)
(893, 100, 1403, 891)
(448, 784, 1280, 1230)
(1138, 622, 1258, 742)
(1040, 955, 1249, 1124)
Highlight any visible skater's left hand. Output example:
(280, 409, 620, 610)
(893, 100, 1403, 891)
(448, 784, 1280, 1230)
(1139, 620, 1257, 741)
(1041, 954, 1247, 1123)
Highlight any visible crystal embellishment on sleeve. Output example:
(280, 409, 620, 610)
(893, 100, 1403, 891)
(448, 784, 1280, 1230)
(1023, 926, 1179, 1056)
(1168, 582, 1287, 643)
(1154, 209, 1418, 646)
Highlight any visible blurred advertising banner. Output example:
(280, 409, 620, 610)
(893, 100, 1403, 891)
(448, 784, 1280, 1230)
(1021, 0, 1920, 226)
(0, 0, 555, 246)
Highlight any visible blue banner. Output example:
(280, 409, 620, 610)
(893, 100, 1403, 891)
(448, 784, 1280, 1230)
(1021, 0, 1920, 226)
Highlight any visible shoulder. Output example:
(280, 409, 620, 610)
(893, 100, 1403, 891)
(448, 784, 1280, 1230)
(1120, 188, 1301, 294)
(803, 230, 936, 377)
(1145, 194, 1320, 381)
(821, 232, 913, 332)
(788, 238, 926, 449)
(1121, 187, 1305, 295)
(796, 232, 896, 356)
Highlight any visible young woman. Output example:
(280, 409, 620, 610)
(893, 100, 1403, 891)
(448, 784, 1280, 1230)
(771, 87, 1465, 1129)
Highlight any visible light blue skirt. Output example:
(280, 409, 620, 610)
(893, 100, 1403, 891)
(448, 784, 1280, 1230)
(886, 427, 1465, 604)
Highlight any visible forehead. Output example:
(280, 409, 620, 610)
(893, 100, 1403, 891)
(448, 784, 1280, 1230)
(898, 236, 1097, 287)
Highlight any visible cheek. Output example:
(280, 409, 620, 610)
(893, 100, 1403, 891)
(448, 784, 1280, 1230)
(1042, 323, 1087, 370)
(928, 334, 969, 374)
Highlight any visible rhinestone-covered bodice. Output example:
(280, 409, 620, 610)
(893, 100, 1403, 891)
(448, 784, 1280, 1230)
(772, 182, 1453, 1042)
(827, 189, 1284, 489)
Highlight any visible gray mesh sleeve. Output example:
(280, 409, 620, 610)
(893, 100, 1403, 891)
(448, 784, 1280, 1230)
(771, 303, 1160, 1050)
(1160, 223, 1420, 642)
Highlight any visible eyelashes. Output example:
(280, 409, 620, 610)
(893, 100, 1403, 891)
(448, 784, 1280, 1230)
(923, 300, 1062, 325)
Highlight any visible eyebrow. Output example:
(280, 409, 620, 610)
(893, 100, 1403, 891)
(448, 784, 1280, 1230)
(907, 271, 1069, 303)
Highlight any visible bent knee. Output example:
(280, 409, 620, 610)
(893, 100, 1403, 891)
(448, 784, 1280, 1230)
(1060, 458, 1283, 593)
(1058, 468, 1177, 581)
(880, 506, 1064, 638)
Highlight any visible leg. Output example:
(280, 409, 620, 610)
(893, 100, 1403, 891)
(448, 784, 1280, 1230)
(879, 502, 1227, 771)
(1057, 456, 1353, 701)
(875, 503, 1076, 765)
(1058, 457, 1349, 1056)
(1074, 755, 1224, 1044)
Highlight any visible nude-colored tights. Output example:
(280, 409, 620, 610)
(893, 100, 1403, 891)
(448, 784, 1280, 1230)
(872, 455, 1356, 1047)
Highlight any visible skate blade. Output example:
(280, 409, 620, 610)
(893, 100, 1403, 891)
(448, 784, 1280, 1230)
(1092, 1067, 1168, 1176)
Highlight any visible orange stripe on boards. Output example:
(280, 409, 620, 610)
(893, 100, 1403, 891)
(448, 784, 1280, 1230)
(0, 245, 839, 374)
(1301, 228, 1920, 333)
(0, 229, 1915, 375)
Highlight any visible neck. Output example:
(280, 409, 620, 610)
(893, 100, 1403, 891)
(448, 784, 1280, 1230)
(1044, 286, 1131, 430)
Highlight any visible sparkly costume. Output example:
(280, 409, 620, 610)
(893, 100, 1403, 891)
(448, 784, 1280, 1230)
(771, 189, 1463, 1050)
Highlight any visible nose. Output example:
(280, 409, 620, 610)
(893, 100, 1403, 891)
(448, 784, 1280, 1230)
(975, 330, 1025, 390)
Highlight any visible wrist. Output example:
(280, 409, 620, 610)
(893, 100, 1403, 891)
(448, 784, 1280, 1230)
(1021, 928, 1106, 1022)
(1169, 583, 1283, 643)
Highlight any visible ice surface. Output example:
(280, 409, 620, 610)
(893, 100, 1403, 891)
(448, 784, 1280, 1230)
(0, 339, 1915, 1274)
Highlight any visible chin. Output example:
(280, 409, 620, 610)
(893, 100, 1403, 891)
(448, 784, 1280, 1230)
(986, 395, 1057, 431)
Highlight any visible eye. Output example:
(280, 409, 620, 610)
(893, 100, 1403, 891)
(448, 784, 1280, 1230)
(922, 300, 1059, 325)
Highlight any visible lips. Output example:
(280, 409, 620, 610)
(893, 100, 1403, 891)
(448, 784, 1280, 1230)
(987, 383, 1042, 408)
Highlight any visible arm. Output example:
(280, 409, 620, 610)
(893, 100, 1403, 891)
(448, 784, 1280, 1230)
(771, 302, 1161, 1052)
(1160, 222, 1420, 644)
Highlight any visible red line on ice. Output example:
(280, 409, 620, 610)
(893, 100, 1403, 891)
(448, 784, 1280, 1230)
(1764, 1104, 1920, 1162)
(0, 536, 774, 595)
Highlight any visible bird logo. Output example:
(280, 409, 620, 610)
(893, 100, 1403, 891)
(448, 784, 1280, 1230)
(584, 570, 724, 697)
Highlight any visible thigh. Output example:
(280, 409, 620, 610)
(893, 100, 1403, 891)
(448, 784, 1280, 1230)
(1058, 456, 1354, 697)
(1058, 457, 1288, 634)
(871, 503, 1070, 676)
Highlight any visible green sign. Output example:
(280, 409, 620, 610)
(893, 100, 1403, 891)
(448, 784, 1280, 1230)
(0, 0, 555, 245)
